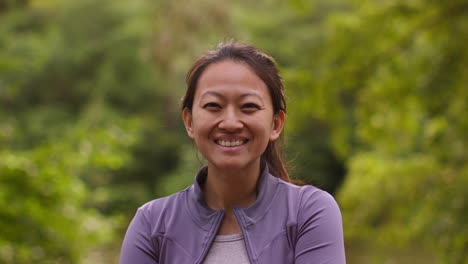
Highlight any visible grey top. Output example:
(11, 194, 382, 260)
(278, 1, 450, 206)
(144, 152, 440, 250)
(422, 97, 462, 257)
(203, 233, 250, 264)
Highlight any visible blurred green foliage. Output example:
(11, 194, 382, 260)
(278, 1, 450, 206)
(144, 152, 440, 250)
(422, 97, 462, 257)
(0, 0, 466, 263)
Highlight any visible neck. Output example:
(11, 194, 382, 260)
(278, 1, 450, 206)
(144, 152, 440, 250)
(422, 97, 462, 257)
(203, 161, 261, 211)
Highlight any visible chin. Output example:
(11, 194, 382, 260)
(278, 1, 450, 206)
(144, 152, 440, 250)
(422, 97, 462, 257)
(209, 159, 258, 171)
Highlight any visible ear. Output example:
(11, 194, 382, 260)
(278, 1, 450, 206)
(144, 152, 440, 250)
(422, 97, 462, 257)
(270, 110, 286, 141)
(182, 108, 195, 139)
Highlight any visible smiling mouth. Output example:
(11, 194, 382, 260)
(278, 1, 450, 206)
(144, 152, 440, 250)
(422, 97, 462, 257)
(215, 139, 248, 147)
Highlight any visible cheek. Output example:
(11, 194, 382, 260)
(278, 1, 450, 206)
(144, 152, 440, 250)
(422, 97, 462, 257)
(190, 114, 214, 137)
(249, 116, 275, 136)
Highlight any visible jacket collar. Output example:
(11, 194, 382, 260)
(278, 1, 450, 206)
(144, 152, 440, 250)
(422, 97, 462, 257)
(186, 163, 280, 230)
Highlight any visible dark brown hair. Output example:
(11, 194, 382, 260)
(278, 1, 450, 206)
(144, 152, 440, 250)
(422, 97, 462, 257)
(182, 41, 290, 182)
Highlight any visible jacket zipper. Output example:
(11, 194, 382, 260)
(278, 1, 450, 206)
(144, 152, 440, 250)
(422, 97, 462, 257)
(233, 208, 255, 264)
(195, 211, 225, 264)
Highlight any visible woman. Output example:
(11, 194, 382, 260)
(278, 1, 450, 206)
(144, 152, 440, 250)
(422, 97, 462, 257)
(119, 42, 346, 264)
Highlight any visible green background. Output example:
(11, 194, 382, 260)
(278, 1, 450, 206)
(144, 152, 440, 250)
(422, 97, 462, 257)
(0, 0, 466, 263)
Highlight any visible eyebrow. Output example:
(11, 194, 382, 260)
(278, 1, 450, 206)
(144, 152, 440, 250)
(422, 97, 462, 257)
(200, 91, 265, 103)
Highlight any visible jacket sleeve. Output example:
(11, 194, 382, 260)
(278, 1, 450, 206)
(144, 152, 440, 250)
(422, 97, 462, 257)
(295, 188, 346, 264)
(119, 208, 159, 264)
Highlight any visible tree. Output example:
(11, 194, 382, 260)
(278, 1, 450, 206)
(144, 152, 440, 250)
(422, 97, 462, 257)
(0, 0, 181, 262)
(290, 0, 467, 262)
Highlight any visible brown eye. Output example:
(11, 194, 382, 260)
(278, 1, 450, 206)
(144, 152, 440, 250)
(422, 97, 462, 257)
(203, 103, 221, 110)
(242, 103, 260, 111)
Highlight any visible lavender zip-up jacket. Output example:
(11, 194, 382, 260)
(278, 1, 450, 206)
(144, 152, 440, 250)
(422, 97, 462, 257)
(119, 165, 346, 264)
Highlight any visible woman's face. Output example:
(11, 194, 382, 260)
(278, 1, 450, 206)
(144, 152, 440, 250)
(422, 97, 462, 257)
(183, 60, 285, 171)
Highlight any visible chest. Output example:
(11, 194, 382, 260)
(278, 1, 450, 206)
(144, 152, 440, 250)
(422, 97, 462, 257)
(156, 220, 296, 264)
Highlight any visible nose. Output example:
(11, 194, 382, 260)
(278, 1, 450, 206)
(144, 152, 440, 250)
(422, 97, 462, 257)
(218, 107, 243, 131)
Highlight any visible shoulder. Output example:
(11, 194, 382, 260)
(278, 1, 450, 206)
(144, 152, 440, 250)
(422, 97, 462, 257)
(135, 187, 191, 228)
(276, 178, 336, 204)
(298, 185, 340, 212)
(277, 179, 342, 220)
(120, 188, 194, 263)
(283, 184, 346, 263)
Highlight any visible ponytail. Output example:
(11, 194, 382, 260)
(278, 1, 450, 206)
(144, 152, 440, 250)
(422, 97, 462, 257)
(262, 140, 290, 182)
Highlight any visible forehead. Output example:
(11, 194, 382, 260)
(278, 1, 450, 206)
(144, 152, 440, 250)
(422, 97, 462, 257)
(195, 60, 271, 100)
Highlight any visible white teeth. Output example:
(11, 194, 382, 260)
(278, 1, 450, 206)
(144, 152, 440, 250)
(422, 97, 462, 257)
(217, 140, 245, 147)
